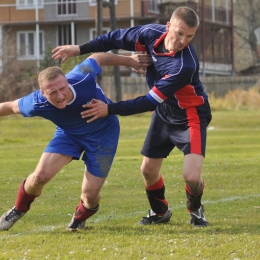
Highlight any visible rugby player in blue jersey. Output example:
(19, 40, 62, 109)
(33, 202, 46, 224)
(52, 6, 212, 227)
(0, 52, 151, 231)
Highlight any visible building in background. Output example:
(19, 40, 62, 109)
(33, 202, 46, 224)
(0, 0, 236, 76)
(0, 0, 157, 74)
(158, 0, 234, 76)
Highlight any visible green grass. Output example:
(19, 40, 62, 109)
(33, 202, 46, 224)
(0, 111, 260, 260)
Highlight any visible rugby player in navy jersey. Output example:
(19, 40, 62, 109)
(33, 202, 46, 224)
(52, 6, 212, 227)
(0, 52, 151, 231)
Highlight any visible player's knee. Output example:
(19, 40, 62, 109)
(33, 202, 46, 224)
(140, 163, 156, 176)
(30, 171, 52, 187)
(183, 168, 201, 184)
(140, 169, 151, 180)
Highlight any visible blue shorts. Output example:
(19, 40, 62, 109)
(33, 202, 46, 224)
(141, 101, 212, 158)
(44, 118, 120, 178)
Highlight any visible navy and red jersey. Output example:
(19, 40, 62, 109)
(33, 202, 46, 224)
(86, 24, 208, 117)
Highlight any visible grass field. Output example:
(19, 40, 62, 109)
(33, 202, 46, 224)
(0, 110, 260, 260)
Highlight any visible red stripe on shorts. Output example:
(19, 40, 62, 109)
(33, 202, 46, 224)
(186, 107, 202, 154)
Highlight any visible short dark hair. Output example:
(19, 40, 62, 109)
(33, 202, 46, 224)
(171, 6, 199, 28)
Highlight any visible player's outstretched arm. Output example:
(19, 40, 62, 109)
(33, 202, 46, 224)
(0, 100, 20, 117)
(52, 45, 80, 63)
(82, 96, 155, 123)
(90, 52, 152, 75)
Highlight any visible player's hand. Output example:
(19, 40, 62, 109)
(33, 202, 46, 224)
(52, 45, 80, 63)
(130, 54, 153, 75)
(82, 99, 109, 123)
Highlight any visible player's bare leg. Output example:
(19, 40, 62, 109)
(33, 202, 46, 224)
(183, 154, 208, 227)
(0, 153, 72, 231)
(138, 157, 172, 225)
(67, 168, 106, 231)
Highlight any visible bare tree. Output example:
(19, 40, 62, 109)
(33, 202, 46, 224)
(103, 0, 122, 102)
(234, 0, 260, 66)
(0, 27, 38, 102)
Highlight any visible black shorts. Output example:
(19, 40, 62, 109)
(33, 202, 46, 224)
(141, 100, 212, 158)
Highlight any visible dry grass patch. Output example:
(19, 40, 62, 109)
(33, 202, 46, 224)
(209, 87, 260, 110)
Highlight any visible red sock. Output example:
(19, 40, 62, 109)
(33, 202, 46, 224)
(145, 176, 168, 215)
(185, 183, 204, 212)
(74, 200, 99, 222)
(146, 175, 165, 191)
(15, 180, 38, 213)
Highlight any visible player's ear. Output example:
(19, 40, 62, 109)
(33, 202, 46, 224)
(40, 89, 45, 97)
(166, 21, 171, 31)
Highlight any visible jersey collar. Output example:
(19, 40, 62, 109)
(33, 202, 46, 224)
(67, 84, 76, 105)
(153, 32, 188, 57)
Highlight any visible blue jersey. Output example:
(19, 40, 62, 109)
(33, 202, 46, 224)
(18, 58, 117, 136)
(87, 24, 208, 116)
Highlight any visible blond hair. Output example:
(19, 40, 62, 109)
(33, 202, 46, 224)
(38, 66, 65, 89)
(171, 6, 199, 28)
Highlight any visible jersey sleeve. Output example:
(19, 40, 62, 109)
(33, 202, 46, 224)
(18, 92, 38, 117)
(107, 95, 155, 116)
(107, 75, 185, 116)
(89, 25, 151, 52)
(66, 58, 102, 83)
(148, 72, 190, 104)
(147, 72, 204, 108)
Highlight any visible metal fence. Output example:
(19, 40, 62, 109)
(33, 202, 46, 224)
(102, 75, 260, 101)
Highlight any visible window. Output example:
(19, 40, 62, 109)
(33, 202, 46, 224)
(0, 26, 2, 73)
(89, 27, 130, 55)
(148, 0, 162, 13)
(57, 0, 76, 15)
(254, 27, 260, 58)
(16, 0, 43, 9)
(17, 31, 44, 60)
(254, 27, 260, 45)
(58, 24, 76, 45)
(89, 28, 110, 40)
(89, 0, 118, 6)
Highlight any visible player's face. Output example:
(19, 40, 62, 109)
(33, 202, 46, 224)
(41, 75, 73, 109)
(165, 18, 197, 52)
